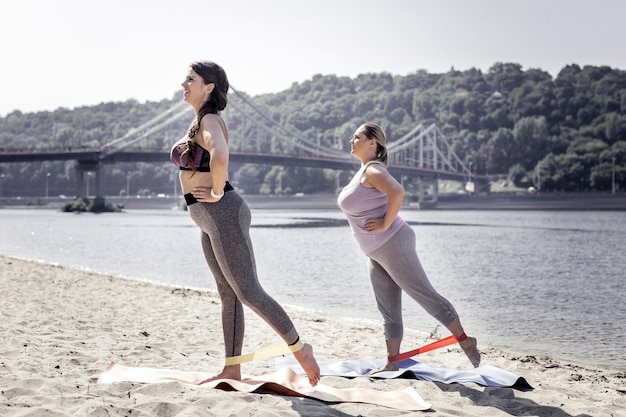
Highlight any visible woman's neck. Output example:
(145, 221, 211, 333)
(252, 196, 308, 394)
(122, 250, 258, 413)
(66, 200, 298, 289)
(360, 156, 377, 166)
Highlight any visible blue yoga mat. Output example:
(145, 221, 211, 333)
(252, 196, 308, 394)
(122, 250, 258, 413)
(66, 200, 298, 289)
(277, 358, 534, 392)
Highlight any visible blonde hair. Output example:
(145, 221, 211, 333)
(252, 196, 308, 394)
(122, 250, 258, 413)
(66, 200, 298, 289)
(361, 123, 388, 166)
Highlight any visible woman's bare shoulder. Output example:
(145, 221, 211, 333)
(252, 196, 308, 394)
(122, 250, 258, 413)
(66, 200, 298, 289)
(200, 113, 223, 128)
(364, 161, 388, 175)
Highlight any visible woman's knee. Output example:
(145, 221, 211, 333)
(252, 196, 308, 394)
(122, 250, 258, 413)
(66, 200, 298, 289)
(234, 284, 267, 308)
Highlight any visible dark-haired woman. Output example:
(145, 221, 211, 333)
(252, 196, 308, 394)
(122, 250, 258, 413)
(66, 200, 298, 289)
(337, 122, 481, 373)
(170, 61, 320, 386)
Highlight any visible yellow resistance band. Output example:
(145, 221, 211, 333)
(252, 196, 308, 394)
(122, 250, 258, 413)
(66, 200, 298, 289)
(224, 339, 304, 366)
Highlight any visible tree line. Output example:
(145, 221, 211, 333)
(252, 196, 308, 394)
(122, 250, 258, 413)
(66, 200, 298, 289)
(0, 62, 624, 198)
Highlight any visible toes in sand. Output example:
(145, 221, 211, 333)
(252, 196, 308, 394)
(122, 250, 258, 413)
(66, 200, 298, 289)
(293, 343, 321, 386)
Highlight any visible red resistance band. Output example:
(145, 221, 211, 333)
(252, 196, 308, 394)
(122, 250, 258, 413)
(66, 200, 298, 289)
(388, 333, 467, 362)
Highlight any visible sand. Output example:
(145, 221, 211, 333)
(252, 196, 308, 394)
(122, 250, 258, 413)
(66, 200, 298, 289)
(1, 255, 624, 416)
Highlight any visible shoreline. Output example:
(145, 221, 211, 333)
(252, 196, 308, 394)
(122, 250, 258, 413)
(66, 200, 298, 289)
(1, 192, 625, 211)
(424, 192, 626, 210)
(2, 254, 625, 416)
(4, 253, 623, 373)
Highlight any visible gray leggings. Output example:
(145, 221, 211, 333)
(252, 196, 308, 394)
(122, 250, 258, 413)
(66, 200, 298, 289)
(367, 223, 458, 340)
(187, 191, 299, 358)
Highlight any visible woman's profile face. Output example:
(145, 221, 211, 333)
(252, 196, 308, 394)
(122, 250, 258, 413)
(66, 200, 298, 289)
(181, 69, 213, 107)
(349, 127, 373, 157)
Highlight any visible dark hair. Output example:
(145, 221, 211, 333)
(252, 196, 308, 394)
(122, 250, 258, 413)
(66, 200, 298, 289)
(179, 61, 230, 172)
(361, 123, 388, 166)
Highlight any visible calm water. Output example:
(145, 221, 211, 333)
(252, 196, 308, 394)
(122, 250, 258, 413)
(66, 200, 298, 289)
(1, 207, 624, 370)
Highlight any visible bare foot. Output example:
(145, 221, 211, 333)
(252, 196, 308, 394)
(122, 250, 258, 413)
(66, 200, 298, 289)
(292, 343, 321, 386)
(366, 361, 399, 376)
(459, 336, 481, 368)
(198, 365, 241, 385)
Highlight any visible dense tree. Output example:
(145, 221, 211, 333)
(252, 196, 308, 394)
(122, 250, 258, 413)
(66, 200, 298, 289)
(1, 63, 625, 196)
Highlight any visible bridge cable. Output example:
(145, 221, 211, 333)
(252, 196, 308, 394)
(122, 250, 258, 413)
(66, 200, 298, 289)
(102, 100, 188, 150)
(229, 86, 350, 160)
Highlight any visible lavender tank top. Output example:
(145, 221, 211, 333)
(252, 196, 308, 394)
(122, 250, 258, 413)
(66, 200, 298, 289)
(337, 166, 405, 254)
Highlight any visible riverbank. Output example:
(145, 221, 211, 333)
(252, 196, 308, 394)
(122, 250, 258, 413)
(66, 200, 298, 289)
(424, 192, 626, 210)
(87, 191, 626, 211)
(1, 192, 625, 211)
(2, 255, 625, 416)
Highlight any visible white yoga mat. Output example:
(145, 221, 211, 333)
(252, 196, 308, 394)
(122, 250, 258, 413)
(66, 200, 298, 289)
(98, 362, 432, 411)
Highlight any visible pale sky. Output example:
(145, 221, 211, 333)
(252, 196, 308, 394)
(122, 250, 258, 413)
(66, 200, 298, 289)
(1, 0, 625, 117)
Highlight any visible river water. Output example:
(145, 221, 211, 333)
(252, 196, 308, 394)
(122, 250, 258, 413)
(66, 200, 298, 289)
(1, 206, 624, 370)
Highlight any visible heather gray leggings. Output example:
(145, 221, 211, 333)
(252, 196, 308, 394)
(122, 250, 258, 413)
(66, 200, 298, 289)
(367, 223, 459, 340)
(187, 190, 299, 358)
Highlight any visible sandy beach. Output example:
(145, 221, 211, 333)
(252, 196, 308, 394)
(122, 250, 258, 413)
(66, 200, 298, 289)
(1, 255, 624, 416)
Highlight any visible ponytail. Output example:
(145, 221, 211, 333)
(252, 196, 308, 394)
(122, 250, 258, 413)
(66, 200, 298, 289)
(362, 123, 388, 167)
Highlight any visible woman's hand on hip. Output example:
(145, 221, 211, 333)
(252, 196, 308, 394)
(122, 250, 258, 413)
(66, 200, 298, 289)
(364, 218, 386, 232)
(192, 186, 221, 203)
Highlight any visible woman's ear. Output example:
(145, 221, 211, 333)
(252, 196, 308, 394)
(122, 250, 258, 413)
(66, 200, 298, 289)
(205, 82, 215, 95)
(369, 137, 378, 150)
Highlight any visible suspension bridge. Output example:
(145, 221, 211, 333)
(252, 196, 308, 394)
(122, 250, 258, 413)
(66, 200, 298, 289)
(0, 87, 481, 203)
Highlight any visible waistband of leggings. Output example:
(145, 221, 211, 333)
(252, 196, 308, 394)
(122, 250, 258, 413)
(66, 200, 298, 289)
(184, 181, 234, 205)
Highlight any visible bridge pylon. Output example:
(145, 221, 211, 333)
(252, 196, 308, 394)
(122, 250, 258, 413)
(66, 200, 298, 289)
(75, 160, 102, 199)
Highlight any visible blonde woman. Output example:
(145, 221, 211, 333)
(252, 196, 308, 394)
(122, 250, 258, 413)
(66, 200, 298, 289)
(337, 122, 480, 373)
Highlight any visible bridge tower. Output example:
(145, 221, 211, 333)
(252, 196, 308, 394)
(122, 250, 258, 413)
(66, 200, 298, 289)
(75, 160, 103, 200)
(389, 123, 474, 205)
